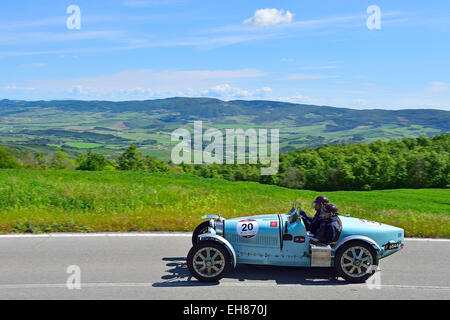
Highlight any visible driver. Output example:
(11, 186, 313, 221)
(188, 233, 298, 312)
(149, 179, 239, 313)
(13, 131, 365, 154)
(299, 195, 329, 233)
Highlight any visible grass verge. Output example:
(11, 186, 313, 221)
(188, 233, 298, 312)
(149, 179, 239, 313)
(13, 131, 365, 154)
(0, 169, 448, 237)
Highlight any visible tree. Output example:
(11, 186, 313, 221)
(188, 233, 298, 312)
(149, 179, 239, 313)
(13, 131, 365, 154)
(283, 167, 304, 189)
(77, 151, 110, 171)
(118, 145, 146, 171)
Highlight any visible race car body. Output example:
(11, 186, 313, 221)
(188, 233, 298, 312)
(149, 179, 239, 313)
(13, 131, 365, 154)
(187, 208, 404, 283)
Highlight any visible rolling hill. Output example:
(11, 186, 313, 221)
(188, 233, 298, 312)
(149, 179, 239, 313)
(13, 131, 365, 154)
(0, 98, 448, 159)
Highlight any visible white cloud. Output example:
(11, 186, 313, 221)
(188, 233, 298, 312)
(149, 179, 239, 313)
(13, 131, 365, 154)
(0, 30, 124, 46)
(428, 81, 449, 93)
(10, 68, 264, 100)
(272, 94, 314, 104)
(125, 87, 155, 96)
(0, 17, 64, 31)
(70, 85, 90, 96)
(121, 0, 179, 7)
(298, 65, 337, 70)
(1, 85, 35, 91)
(244, 8, 294, 27)
(196, 84, 272, 99)
(207, 84, 250, 97)
(122, 0, 152, 6)
(257, 86, 272, 94)
(281, 74, 339, 80)
(20, 62, 45, 67)
(353, 99, 368, 107)
(40, 68, 263, 90)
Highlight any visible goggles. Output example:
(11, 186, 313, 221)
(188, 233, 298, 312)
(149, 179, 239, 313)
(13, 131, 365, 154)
(312, 200, 323, 208)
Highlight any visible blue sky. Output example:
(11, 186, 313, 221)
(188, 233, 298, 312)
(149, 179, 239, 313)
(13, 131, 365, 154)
(0, 0, 449, 110)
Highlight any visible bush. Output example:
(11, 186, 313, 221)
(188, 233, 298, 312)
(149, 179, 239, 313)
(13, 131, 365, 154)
(0, 147, 21, 168)
(77, 151, 114, 171)
(51, 150, 75, 170)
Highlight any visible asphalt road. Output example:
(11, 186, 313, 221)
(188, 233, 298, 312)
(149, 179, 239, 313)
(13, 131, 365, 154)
(0, 233, 448, 300)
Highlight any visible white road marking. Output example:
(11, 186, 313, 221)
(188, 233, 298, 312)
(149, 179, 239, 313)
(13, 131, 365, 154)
(404, 238, 450, 242)
(0, 233, 447, 241)
(0, 233, 192, 238)
(0, 282, 448, 290)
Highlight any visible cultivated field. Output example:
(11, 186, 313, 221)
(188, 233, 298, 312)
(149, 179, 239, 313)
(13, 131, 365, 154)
(1, 98, 447, 159)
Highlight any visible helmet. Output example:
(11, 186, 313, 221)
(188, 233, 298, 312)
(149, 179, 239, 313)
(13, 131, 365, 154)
(314, 195, 329, 204)
(324, 203, 339, 216)
(312, 195, 329, 209)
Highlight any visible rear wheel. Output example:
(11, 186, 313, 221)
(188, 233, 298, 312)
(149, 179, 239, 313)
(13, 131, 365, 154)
(192, 221, 210, 246)
(187, 240, 231, 282)
(335, 241, 378, 283)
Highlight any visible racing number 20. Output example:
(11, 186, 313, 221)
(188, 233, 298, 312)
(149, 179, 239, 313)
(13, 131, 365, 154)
(237, 220, 258, 238)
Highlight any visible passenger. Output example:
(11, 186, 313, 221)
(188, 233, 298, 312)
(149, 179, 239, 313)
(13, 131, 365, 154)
(311, 203, 340, 245)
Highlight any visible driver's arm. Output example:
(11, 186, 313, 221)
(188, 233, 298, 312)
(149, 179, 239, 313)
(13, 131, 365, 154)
(300, 210, 314, 231)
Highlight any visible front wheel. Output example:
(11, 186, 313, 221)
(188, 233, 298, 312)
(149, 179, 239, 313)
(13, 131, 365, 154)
(334, 241, 378, 283)
(192, 221, 210, 246)
(187, 240, 231, 282)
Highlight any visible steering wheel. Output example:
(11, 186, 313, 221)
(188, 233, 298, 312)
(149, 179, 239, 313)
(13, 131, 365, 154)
(288, 207, 299, 223)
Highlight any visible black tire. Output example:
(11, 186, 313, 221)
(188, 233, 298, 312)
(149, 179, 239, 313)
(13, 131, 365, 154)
(187, 240, 231, 282)
(334, 240, 379, 283)
(192, 221, 210, 246)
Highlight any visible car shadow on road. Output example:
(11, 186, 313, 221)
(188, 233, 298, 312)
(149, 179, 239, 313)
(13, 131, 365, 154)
(152, 257, 349, 287)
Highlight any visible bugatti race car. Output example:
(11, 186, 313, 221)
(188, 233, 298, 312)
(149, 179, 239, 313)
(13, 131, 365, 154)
(187, 206, 404, 283)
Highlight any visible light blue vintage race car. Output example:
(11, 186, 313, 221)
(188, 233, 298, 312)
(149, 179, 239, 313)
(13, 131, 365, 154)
(187, 206, 404, 283)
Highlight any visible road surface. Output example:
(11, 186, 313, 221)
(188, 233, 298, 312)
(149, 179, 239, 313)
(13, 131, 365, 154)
(0, 233, 448, 299)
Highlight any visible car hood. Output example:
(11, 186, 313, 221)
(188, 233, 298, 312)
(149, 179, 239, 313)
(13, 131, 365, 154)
(226, 214, 280, 222)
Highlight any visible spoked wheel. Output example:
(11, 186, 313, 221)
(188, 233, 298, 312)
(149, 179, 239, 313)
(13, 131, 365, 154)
(191, 221, 210, 245)
(187, 240, 231, 282)
(335, 241, 378, 283)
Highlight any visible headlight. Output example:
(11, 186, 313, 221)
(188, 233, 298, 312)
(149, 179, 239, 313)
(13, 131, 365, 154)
(215, 220, 224, 236)
(209, 219, 215, 230)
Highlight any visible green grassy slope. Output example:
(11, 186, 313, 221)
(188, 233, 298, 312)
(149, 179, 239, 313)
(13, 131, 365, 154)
(0, 169, 448, 237)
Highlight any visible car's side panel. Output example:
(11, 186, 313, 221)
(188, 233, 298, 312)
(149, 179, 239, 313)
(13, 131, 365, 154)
(224, 215, 283, 265)
(277, 215, 311, 266)
(224, 214, 311, 267)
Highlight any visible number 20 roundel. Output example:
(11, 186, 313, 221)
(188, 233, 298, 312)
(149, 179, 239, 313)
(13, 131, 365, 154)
(236, 219, 259, 239)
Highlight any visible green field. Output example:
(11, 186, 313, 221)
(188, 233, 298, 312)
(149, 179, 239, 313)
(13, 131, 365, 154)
(0, 169, 448, 237)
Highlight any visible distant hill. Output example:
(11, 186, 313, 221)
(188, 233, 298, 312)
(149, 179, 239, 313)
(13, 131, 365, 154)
(0, 98, 448, 159)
